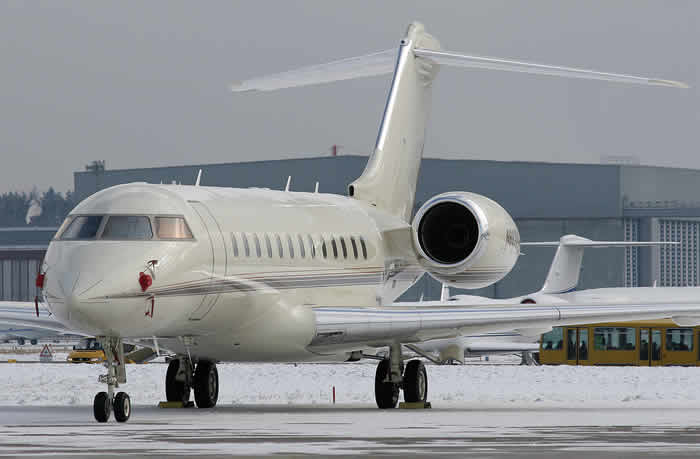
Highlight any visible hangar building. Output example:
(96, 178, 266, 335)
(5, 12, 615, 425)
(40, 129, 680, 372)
(69, 156, 700, 301)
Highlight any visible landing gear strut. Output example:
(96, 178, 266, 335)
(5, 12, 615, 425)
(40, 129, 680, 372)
(165, 356, 218, 408)
(374, 343, 428, 409)
(93, 336, 131, 423)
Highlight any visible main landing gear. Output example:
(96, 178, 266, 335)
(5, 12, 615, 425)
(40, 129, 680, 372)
(375, 343, 428, 409)
(93, 337, 131, 422)
(165, 357, 219, 408)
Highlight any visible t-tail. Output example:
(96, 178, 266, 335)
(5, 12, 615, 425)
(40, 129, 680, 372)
(522, 234, 679, 294)
(232, 22, 687, 223)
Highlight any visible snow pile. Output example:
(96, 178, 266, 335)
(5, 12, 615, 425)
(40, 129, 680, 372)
(2, 362, 700, 407)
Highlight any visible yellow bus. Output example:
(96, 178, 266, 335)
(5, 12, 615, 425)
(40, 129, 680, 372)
(539, 320, 699, 366)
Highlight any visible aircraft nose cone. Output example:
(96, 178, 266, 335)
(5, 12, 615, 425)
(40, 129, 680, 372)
(47, 269, 103, 326)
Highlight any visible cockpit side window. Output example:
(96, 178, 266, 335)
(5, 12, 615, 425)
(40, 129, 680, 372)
(60, 216, 104, 240)
(155, 217, 193, 239)
(54, 216, 74, 239)
(102, 216, 153, 240)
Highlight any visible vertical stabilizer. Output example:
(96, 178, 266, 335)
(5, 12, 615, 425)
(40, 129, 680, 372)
(348, 22, 441, 222)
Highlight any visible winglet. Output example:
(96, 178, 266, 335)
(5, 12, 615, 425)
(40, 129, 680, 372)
(195, 169, 202, 187)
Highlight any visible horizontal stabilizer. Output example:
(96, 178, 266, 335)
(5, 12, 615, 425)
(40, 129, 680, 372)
(232, 44, 688, 93)
(522, 239, 679, 248)
(413, 48, 689, 89)
(231, 50, 395, 92)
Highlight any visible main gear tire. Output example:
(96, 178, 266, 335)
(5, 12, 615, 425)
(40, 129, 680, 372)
(165, 359, 190, 403)
(194, 361, 219, 408)
(374, 359, 399, 409)
(403, 359, 428, 403)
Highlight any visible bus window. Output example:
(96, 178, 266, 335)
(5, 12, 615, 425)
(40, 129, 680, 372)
(666, 328, 694, 351)
(594, 327, 636, 351)
(542, 328, 563, 350)
(567, 329, 577, 360)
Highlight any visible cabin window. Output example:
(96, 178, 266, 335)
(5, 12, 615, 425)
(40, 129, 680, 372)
(231, 233, 239, 257)
(155, 216, 193, 239)
(61, 215, 104, 240)
(542, 328, 563, 350)
(339, 237, 348, 259)
(666, 328, 694, 351)
(308, 235, 316, 258)
(276, 234, 284, 258)
(287, 234, 295, 259)
(264, 234, 273, 258)
(359, 236, 368, 259)
(242, 233, 250, 257)
(350, 236, 359, 259)
(102, 216, 153, 240)
(253, 234, 262, 258)
(321, 236, 328, 259)
(330, 237, 338, 259)
(297, 234, 306, 258)
(594, 327, 636, 351)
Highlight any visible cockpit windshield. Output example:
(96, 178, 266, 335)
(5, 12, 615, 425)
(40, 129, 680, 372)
(56, 215, 193, 241)
(102, 216, 153, 240)
(60, 216, 104, 240)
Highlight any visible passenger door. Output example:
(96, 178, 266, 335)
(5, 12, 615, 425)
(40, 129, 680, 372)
(565, 328, 589, 366)
(188, 201, 227, 320)
(639, 328, 663, 366)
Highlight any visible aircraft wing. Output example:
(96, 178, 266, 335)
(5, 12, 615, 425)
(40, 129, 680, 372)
(309, 300, 700, 352)
(0, 301, 73, 334)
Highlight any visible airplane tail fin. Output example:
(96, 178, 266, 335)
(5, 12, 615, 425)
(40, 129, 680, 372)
(522, 234, 678, 294)
(232, 23, 686, 222)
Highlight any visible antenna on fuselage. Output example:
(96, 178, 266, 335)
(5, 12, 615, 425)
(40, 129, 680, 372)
(285, 176, 292, 192)
(195, 169, 202, 186)
(314, 182, 319, 193)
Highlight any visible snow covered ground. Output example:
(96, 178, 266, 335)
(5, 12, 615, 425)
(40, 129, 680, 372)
(2, 359, 700, 409)
(4, 360, 700, 457)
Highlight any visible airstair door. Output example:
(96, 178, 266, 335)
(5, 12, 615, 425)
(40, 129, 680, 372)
(188, 201, 227, 320)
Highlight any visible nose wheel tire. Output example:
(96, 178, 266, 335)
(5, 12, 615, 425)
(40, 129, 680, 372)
(194, 361, 219, 408)
(165, 359, 191, 403)
(113, 392, 131, 423)
(403, 360, 428, 403)
(374, 359, 399, 409)
(93, 392, 112, 423)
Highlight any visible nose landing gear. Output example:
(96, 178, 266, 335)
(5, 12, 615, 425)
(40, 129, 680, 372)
(93, 336, 131, 422)
(374, 343, 428, 409)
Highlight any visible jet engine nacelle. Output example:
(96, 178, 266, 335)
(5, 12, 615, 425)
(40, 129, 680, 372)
(412, 192, 520, 289)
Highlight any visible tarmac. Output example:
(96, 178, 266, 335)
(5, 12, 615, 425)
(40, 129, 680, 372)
(2, 404, 700, 458)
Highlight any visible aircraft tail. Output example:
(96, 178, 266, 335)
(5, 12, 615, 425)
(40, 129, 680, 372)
(232, 23, 686, 222)
(522, 234, 678, 294)
(348, 23, 440, 221)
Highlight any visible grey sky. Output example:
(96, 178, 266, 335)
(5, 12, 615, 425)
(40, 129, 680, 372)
(0, 1, 697, 195)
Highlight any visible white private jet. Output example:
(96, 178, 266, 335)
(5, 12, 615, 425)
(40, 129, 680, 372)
(408, 235, 678, 364)
(0, 22, 694, 423)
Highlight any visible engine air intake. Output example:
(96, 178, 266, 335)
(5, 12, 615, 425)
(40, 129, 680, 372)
(418, 202, 479, 265)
